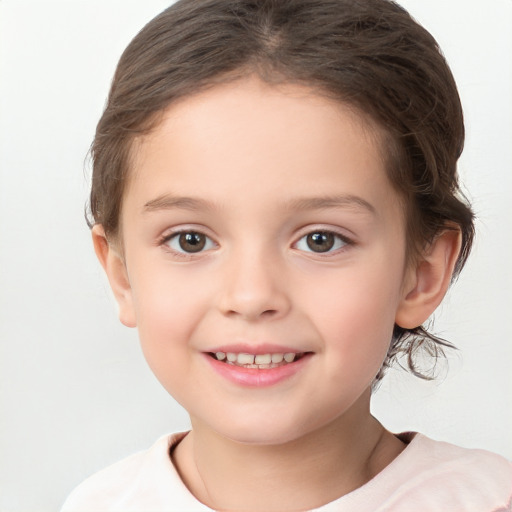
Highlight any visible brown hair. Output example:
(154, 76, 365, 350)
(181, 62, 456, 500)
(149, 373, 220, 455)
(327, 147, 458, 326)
(88, 0, 474, 381)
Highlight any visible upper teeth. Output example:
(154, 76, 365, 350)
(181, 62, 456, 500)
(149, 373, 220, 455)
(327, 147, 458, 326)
(215, 352, 298, 365)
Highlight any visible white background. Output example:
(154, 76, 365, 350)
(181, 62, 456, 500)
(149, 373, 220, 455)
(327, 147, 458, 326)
(0, 1, 511, 511)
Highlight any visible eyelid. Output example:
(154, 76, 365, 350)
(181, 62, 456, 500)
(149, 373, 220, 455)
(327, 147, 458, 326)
(157, 224, 216, 241)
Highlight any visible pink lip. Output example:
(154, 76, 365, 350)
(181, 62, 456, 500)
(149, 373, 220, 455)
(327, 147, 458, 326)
(203, 352, 312, 387)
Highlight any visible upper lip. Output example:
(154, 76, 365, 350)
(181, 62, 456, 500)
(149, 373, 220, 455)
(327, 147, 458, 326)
(205, 343, 309, 355)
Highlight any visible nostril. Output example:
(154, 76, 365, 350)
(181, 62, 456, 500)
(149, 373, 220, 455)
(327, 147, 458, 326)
(223, 307, 279, 320)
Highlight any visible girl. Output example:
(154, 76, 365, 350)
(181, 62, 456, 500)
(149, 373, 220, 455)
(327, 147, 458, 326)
(62, 0, 511, 510)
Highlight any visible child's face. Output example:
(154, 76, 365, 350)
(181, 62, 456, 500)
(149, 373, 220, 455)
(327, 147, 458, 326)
(111, 77, 414, 444)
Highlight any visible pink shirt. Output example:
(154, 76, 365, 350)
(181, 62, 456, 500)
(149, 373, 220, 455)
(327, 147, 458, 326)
(61, 432, 512, 511)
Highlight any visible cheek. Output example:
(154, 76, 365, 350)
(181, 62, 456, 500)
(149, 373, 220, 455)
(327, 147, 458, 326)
(302, 260, 403, 371)
(131, 260, 207, 324)
(128, 267, 210, 372)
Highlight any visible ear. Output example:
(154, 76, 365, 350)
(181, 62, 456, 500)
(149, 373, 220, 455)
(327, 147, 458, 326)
(92, 225, 137, 328)
(395, 228, 462, 329)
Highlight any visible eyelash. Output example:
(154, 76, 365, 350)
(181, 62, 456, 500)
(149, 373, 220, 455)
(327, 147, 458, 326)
(158, 228, 354, 258)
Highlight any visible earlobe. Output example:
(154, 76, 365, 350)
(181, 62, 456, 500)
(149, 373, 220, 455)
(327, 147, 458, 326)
(395, 228, 462, 329)
(91, 225, 137, 328)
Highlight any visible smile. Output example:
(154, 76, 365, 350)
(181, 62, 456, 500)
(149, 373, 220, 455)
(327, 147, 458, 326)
(205, 350, 312, 387)
(211, 351, 304, 368)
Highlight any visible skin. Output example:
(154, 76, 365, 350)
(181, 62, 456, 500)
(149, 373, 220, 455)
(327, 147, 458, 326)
(94, 76, 461, 511)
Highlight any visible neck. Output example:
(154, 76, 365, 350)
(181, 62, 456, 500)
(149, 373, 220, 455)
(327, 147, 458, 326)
(172, 392, 405, 511)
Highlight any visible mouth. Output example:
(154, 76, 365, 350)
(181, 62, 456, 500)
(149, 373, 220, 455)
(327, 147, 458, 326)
(207, 351, 308, 369)
(204, 349, 313, 387)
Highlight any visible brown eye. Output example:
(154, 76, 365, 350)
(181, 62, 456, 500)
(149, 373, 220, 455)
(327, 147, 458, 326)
(306, 232, 335, 253)
(178, 232, 206, 253)
(165, 230, 215, 255)
(294, 231, 348, 254)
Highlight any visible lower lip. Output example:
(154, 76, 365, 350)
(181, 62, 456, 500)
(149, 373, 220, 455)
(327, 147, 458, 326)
(204, 353, 312, 387)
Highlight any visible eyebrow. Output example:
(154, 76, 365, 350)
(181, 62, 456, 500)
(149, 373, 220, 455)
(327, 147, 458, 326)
(142, 193, 376, 215)
(143, 195, 215, 213)
(286, 195, 376, 215)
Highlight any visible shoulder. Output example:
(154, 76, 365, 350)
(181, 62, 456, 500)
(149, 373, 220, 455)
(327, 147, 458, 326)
(379, 433, 512, 511)
(410, 433, 512, 477)
(60, 432, 206, 512)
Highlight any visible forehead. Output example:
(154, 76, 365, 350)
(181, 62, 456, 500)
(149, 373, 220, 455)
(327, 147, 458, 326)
(125, 76, 400, 219)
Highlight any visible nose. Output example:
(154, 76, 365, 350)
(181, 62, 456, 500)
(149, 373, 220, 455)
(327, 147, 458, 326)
(217, 247, 291, 322)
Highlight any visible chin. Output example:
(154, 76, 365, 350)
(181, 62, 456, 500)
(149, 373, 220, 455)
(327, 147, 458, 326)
(223, 429, 303, 447)
(211, 413, 319, 447)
